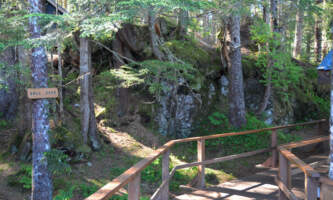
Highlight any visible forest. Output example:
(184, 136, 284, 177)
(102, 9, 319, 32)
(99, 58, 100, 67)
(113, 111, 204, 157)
(0, 0, 333, 200)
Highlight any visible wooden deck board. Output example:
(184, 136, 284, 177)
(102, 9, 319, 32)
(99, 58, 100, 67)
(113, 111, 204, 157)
(174, 154, 329, 200)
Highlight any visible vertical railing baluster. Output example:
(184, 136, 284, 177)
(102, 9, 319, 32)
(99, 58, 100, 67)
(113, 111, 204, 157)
(128, 173, 141, 200)
(279, 152, 290, 200)
(271, 130, 278, 168)
(305, 174, 319, 200)
(197, 139, 205, 188)
(161, 150, 170, 200)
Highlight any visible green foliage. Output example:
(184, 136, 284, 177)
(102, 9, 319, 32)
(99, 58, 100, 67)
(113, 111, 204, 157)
(110, 167, 127, 180)
(208, 112, 229, 126)
(53, 186, 76, 200)
(44, 149, 72, 176)
(204, 113, 302, 153)
(7, 164, 32, 190)
(250, 20, 305, 110)
(141, 158, 162, 183)
(78, 183, 99, 198)
(104, 59, 201, 97)
(0, 119, 9, 129)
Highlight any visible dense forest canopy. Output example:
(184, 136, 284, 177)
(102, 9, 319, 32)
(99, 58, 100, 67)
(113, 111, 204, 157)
(0, 0, 333, 199)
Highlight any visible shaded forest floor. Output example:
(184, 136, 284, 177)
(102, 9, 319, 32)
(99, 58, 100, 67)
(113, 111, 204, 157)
(0, 117, 324, 199)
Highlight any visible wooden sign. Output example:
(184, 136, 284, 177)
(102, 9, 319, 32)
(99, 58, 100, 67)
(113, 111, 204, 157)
(27, 88, 59, 99)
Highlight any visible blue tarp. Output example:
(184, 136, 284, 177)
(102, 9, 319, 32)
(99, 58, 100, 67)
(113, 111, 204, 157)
(317, 50, 333, 71)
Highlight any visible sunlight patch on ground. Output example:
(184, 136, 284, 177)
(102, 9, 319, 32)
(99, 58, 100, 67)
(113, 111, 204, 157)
(98, 123, 155, 158)
(98, 122, 235, 186)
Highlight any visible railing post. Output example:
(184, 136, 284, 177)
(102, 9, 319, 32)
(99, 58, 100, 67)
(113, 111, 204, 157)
(271, 130, 278, 168)
(305, 175, 319, 200)
(160, 150, 170, 200)
(197, 139, 205, 188)
(128, 173, 141, 200)
(279, 152, 291, 200)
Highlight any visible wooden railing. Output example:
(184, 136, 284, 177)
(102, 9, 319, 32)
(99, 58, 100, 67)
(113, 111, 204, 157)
(276, 134, 332, 200)
(85, 119, 326, 200)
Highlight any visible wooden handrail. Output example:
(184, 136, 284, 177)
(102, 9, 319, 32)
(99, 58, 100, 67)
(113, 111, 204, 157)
(281, 136, 329, 150)
(277, 135, 329, 200)
(86, 119, 326, 200)
(279, 147, 320, 178)
(172, 119, 326, 144)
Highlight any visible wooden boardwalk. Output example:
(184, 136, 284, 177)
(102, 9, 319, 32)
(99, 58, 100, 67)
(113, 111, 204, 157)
(175, 154, 329, 200)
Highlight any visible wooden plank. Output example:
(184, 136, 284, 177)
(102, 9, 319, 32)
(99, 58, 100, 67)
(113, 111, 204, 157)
(84, 140, 175, 200)
(27, 88, 58, 99)
(279, 152, 291, 200)
(281, 136, 329, 150)
(305, 175, 318, 200)
(320, 180, 333, 200)
(197, 139, 205, 188)
(271, 130, 278, 168)
(160, 150, 170, 200)
(128, 174, 140, 200)
(176, 148, 271, 170)
(274, 176, 299, 200)
(279, 147, 320, 178)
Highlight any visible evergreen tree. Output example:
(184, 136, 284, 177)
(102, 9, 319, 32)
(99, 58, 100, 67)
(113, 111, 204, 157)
(28, 0, 53, 199)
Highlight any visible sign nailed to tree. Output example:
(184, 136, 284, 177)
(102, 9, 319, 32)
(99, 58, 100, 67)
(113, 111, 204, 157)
(27, 88, 59, 99)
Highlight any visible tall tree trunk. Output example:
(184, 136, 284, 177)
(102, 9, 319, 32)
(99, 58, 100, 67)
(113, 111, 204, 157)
(79, 37, 101, 150)
(305, 32, 312, 62)
(227, 15, 246, 128)
(329, 25, 333, 180)
(315, 0, 323, 62)
(257, 0, 278, 116)
(29, 0, 53, 199)
(111, 34, 130, 117)
(292, 0, 304, 58)
(262, 2, 270, 24)
(148, 9, 164, 60)
(177, 9, 189, 39)
(315, 20, 322, 62)
(56, 0, 64, 123)
(80, 37, 90, 145)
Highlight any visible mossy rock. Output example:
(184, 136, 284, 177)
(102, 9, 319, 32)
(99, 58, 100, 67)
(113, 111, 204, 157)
(76, 144, 92, 154)
(164, 40, 210, 67)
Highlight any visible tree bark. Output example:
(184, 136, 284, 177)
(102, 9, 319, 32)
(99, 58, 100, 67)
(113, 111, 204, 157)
(148, 9, 164, 60)
(329, 25, 333, 180)
(111, 34, 130, 117)
(315, 21, 322, 62)
(177, 9, 189, 39)
(28, 0, 53, 199)
(56, 0, 64, 123)
(305, 32, 312, 62)
(292, 0, 304, 58)
(263, 3, 270, 24)
(79, 37, 101, 150)
(0, 47, 18, 120)
(80, 37, 90, 145)
(227, 15, 246, 128)
(315, 0, 323, 62)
